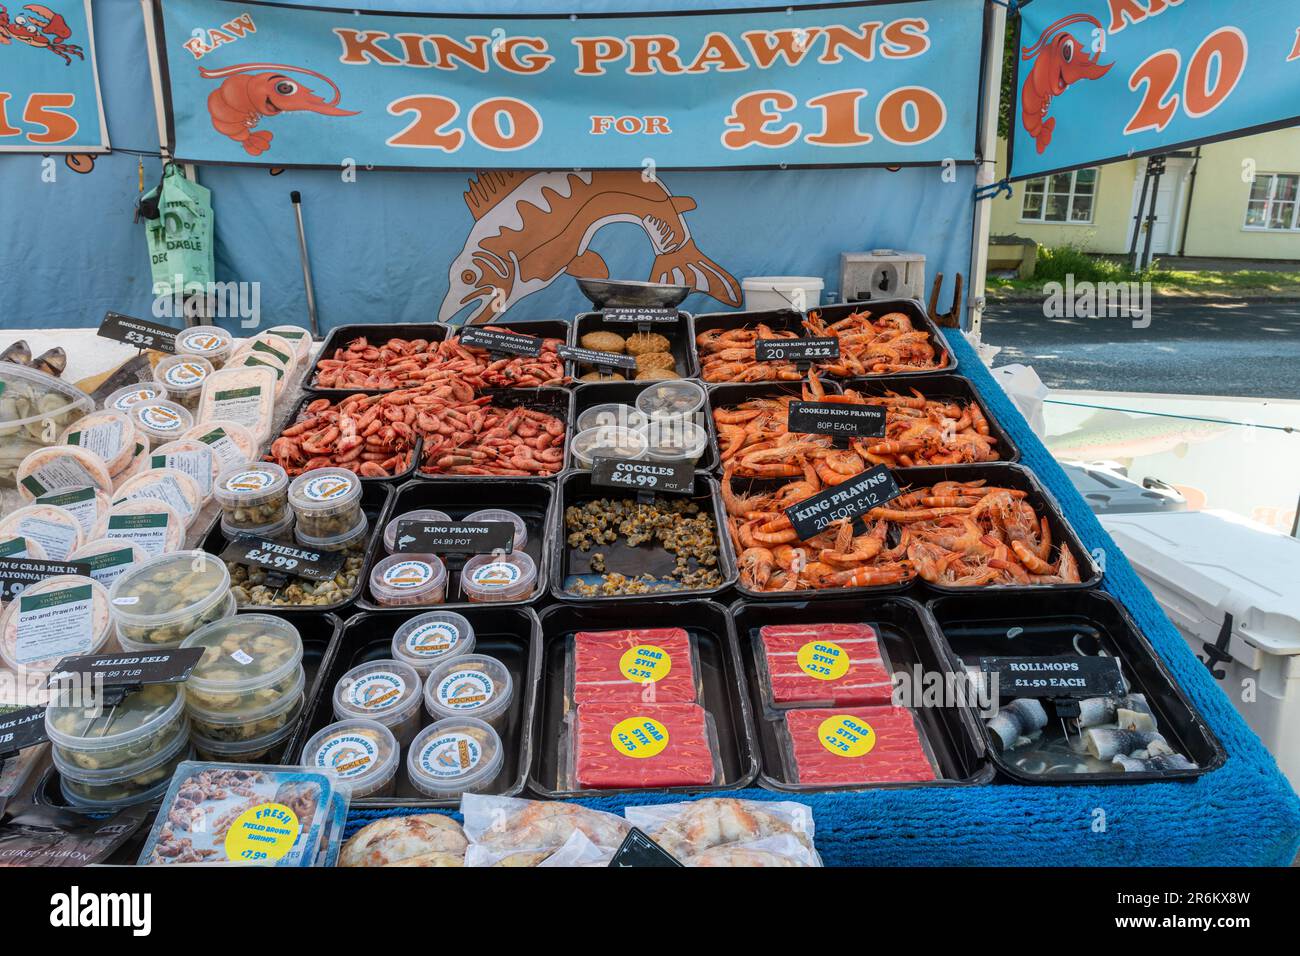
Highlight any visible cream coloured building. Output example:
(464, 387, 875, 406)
(990, 127, 1300, 262)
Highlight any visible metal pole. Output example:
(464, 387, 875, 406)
(967, 0, 1007, 342)
(290, 191, 320, 337)
(1139, 156, 1165, 271)
(1127, 162, 1152, 271)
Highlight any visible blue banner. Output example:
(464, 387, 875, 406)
(0, 0, 108, 154)
(155, 0, 984, 169)
(1009, 0, 1300, 180)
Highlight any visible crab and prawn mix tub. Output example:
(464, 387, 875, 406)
(0, 574, 114, 675)
(58, 408, 136, 476)
(301, 718, 400, 799)
(333, 659, 424, 747)
(423, 653, 514, 730)
(108, 551, 235, 650)
(406, 717, 504, 799)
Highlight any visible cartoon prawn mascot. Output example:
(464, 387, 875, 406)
(1020, 13, 1113, 154)
(198, 63, 359, 156)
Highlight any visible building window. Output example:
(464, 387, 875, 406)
(1244, 173, 1299, 231)
(1021, 168, 1098, 223)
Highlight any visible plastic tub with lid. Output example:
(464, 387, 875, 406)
(191, 695, 304, 763)
(634, 379, 706, 421)
(108, 550, 233, 648)
(332, 659, 423, 747)
(0, 574, 113, 674)
(197, 365, 278, 444)
(56, 718, 192, 808)
(294, 511, 368, 554)
(459, 552, 537, 604)
(382, 509, 452, 554)
(392, 610, 476, 675)
(114, 466, 204, 527)
(577, 403, 647, 433)
(150, 438, 218, 498)
(129, 398, 193, 449)
(741, 275, 824, 311)
(180, 613, 304, 716)
(0, 364, 94, 488)
(103, 383, 165, 416)
(68, 537, 144, 589)
(301, 718, 399, 799)
(179, 419, 256, 472)
(288, 467, 363, 539)
(16, 444, 113, 501)
(0, 502, 85, 560)
(174, 325, 234, 367)
(406, 717, 503, 798)
(186, 666, 306, 742)
(222, 510, 295, 543)
(153, 354, 214, 411)
(58, 408, 136, 475)
(636, 418, 708, 466)
(46, 681, 187, 774)
(571, 425, 648, 470)
(103, 497, 186, 557)
(265, 325, 314, 364)
(423, 653, 514, 729)
(369, 553, 447, 607)
(463, 509, 528, 552)
(214, 461, 289, 530)
(35, 485, 111, 542)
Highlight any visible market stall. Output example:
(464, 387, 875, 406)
(0, 0, 1298, 870)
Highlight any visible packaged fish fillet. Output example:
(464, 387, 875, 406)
(138, 762, 347, 867)
(755, 622, 894, 709)
(623, 796, 817, 862)
(685, 833, 820, 867)
(567, 702, 719, 791)
(782, 706, 937, 787)
(569, 626, 700, 705)
(460, 792, 630, 852)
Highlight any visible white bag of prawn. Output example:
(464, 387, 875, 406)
(459, 793, 630, 855)
(623, 796, 820, 866)
(464, 828, 615, 868)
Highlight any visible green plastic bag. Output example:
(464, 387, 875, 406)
(143, 164, 215, 297)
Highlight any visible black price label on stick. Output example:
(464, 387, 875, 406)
(47, 647, 205, 690)
(783, 465, 902, 540)
(787, 401, 887, 439)
(591, 458, 694, 495)
(0, 706, 49, 757)
(395, 521, 514, 555)
(601, 307, 679, 326)
(754, 336, 839, 364)
(97, 312, 177, 354)
(979, 656, 1126, 699)
(557, 345, 636, 371)
(458, 327, 543, 357)
(220, 536, 345, 582)
(608, 828, 683, 867)
(0, 558, 90, 601)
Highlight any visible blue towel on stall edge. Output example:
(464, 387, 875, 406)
(344, 329, 1300, 866)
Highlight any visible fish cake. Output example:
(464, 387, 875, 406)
(625, 331, 671, 356)
(635, 368, 680, 381)
(634, 351, 676, 372)
(580, 370, 626, 382)
(580, 331, 627, 354)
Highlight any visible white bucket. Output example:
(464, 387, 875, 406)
(741, 276, 825, 312)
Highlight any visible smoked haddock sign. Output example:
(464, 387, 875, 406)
(1009, 0, 1300, 180)
(152, 0, 985, 169)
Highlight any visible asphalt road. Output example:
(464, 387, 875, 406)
(982, 299, 1300, 398)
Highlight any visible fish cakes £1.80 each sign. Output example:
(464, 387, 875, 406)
(151, 0, 985, 171)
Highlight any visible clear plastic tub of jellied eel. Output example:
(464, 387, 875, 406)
(391, 610, 477, 675)
(332, 659, 424, 747)
(180, 613, 304, 716)
(45, 682, 188, 775)
(636, 418, 708, 466)
(190, 695, 305, 763)
(423, 653, 514, 730)
(576, 403, 648, 433)
(406, 717, 504, 799)
(186, 668, 306, 746)
(300, 718, 400, 799)
(635, 379, 707, 421)
(56, 718, 192, 808)
(108, 550, 234, 648)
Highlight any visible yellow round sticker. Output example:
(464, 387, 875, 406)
(223, 802, 301, 864)
(619, 644, 672, 684)
(818, 715, 876, 758)
(797, 641, 850, 681)
(610, 716, 670, 759)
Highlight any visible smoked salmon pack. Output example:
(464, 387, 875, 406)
(783, 706, 937, 787)
(569, 702, 719, 790)
(571, 627, 700, 705)
(755, 623, 894, 710)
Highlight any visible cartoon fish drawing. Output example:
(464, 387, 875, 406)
(198, 62, 359, 156)
(1020, 14, 1113, 154)
(439, 170, 742, 325)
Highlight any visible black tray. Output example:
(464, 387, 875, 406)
(572, 380, 717, 473)
(730, 597, 991, 792)
(294, 606, 541, 808)
(355, 478, 555, 610)
(704, 379, 843, 474)
(551, 471, 737, 603)
(307, 322, 451, 397)
(271, 392, 421, 485)
(928, 590, 1225, 784)
(570, 310, 698, 382)
(35, 611, 344, 811)
(451, 317, 573, 384)
(835, 372, 1021, 467)
(690, 307, 804, 386)
(898, 463, 1101, 594)
(808, 299, 957, 375)
(415, 386, 574, 482)
(529, 599, 758, 798)
(201, 482, 395, 614)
